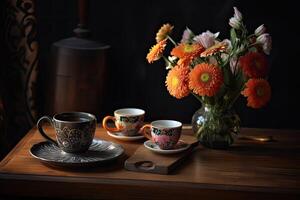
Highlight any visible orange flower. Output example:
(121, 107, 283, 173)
(239, 52, 268, 78)
(241, 78, 271, 109)
(171, 43, 204, 60)
(146, 39, 167, 63)
(177, 58, 191, 68)
(156, 23, 174, 43)
(189, 63, 223, 96)
(166, 65, 190, 99)
(200, 41, 227, 57)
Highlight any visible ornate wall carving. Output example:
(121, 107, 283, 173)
(0, 0, 38, 158)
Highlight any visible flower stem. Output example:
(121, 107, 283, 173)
(191, 92, 204, 104)
(228, 84, 245, 109)
(228, 93, 240, 109)
(167, 35, 177, 46)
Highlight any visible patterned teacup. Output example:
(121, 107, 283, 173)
(140, 120, 182, 150)
(102, 108, 145, 136)
(37, 112, 96, 153)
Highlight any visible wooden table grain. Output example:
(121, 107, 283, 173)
(0, 126, 299, 199)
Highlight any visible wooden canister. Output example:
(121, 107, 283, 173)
(45, 0, 110, 117)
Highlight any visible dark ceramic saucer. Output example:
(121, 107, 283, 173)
(30, 139, 124, 167)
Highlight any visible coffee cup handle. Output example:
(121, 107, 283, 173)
(37, 116, 58, 145)
(102, 116, 120, 133)
(140, 124, 152, 140)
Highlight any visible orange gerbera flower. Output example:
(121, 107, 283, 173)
(239, 52, 268, 78)
(171, 43, 204, 60)
(189, 63, 223, 96)
(241, 79, 271, 109)
(146, 39, 167, 63)
(156, 23, 174, 43)
(165, 65, 190, 99)
(177, 58, 191, 68)
(200, 41, 227, 57)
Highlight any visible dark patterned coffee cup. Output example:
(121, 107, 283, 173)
(102, 108, 145, 136)
(37, 112, 96, 153)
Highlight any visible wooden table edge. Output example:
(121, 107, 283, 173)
(0, 172, 299, 195)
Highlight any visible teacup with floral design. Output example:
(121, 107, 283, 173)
(140, 120, 182, 150)
(102, 108, 145, 136)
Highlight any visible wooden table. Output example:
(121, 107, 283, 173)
(0, 126, 299, 199)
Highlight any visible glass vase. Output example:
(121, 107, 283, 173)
(191, 104, 240, 149)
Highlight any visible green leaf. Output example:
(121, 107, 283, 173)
(230, 28, 237, 45)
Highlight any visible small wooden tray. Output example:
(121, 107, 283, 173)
(124, 135, 199, 174)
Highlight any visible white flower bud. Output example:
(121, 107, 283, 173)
(229, 17, 241, 30)
(222, 39, 232, 50)
(257, 33, 272, 55)
(208, 57, 218, 65)
(257, 33, 269, 44)
(263, 39, 272, 55)
(181, 28, 193, 43)
(233, 7, 243, 21)
(230, 56, 239, 75)
(255, 24, 266, 36)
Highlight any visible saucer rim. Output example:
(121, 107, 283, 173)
(29, 139, 124, 167)
(143, 140, 191, 154)
(107, 131, 145, 140)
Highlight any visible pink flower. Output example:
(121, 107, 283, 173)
(257, 33, 272, 55)
(181, 27, 193, 43)
(193, 30, 219, 48)
(255, 24, 266, 36)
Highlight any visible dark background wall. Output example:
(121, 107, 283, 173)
(36, 0, 300, 129)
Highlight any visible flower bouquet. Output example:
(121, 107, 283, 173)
(146, 7, 272, 149)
